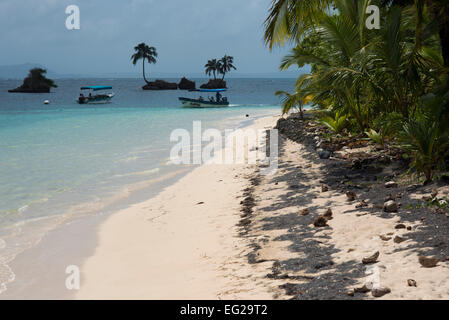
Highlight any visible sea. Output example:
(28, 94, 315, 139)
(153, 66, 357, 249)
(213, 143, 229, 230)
(0, 77, 295, 295)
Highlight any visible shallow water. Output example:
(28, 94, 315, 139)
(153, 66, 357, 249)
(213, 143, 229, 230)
(0, 77, 294, 293)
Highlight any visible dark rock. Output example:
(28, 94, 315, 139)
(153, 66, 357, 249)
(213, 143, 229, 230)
(318, 150, 331, 159)
(393, 236, 405, 243)
(8, 68, 57, 93)
(142, 80, 178, 90)
(356, 200, 368, 208)
(395, 223, 406, 229)
(321, 184, 329, 192)
(354, 284, 370, 293)
(313, 216, 328, 227)
(418, 256, 439, 268)
(299, 208, 310, 216)
(362, 251, 379, 264)
(372, 286, 391, 297)
(200, 79, 226, 89)
(385, 181, 398, 188)
(346, 191, 357, 202)
(178, 77, 196, 90)
(383, 200, 398, 212)
(407, 279, 417, 287)
(380, 235, 392, 241)
(323, 208, 333, 220)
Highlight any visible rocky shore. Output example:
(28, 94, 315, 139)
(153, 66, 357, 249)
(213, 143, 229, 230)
(200, 79, 227, 89)
(238, 112, 449, 299)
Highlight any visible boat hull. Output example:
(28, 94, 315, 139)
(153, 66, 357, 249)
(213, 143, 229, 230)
(179, 97, 229, 108)
(77, 93, 115, 104)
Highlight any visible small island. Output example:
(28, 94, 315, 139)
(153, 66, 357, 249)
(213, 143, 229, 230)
(201, 55, 236, 89)
(8, 68, 57, 93)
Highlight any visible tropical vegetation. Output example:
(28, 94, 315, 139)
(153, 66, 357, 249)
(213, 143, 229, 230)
(131, 43, 158, 84)
(204, 55, 237, 80)
(266, 0, 449, 183)
(8, 68, 57, 93)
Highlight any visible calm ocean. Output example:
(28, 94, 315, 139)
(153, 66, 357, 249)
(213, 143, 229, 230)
(0, 77, 294, 292)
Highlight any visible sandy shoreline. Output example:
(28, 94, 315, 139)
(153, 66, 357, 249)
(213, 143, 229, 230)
(3, 113, 449, 300)
(75, 115, 281, 299)
(77, 113, 449, 300)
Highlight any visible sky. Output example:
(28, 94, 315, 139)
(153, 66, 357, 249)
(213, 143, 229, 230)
(0, 0, 300, 77)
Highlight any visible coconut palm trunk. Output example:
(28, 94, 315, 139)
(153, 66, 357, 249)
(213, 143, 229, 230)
(142, 59, 149, 84)
(439, 8, 449, 67)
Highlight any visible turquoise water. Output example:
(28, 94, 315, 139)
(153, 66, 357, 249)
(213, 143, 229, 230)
(0, 78, 293, 289)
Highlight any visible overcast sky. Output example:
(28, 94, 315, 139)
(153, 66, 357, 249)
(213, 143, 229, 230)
(0, 0, 298, 77)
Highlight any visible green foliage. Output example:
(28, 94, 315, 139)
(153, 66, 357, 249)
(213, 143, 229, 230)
(275, 90, 304, 115)
(319, 112, 348, 133)
(400, 118, 449, 183)
(204, 56, 236, 80)
(25, 68, 57, 89)
(264, 0, 449, 183)
(205, 59, 219, 79)
(365, 129, 384, 146)
(131, 43, 157, 84)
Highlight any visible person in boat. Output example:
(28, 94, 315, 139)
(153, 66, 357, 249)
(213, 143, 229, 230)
(216, 92, 222, 102)
(78, 93, 85, 104)
(209, 96, 215, 102)
(199, 96, 204, 101)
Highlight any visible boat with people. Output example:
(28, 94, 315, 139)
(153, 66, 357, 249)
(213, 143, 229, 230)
(77, 86, 115, 104)
(179, 89, 229, 108)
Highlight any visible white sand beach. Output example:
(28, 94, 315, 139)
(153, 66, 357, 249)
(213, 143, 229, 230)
(75, 116, 281, 299)
(75, 113, 449, 300)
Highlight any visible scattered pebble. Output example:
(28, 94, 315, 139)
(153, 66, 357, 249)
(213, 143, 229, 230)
(354, 284, 370, 293)
(380, 235, 392, 241)
(394, 236, 405, 244)
(418, 256, 440, 268)
(407, 279, 417, 287)
(299, 208, 310, 216)
(384, 200, 398, 212)
(385, 181, 398, 188)
(321, 184, 329, 192)
(313, 216, 328, 228)
(323, 208, 333, 220)
(346, 191, 357, 202)
(362, 251, 379, 264)
(372, 286, 391, 297)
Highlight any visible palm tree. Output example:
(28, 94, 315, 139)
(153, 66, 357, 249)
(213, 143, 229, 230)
(131, 43, 157, 84)
(204, 59, 219, 79)
(264, 0, 332, 49)
(218, 55, 236, 80)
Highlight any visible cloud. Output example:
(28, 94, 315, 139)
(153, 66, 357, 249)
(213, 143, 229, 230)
(0, 0, 292, 75)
